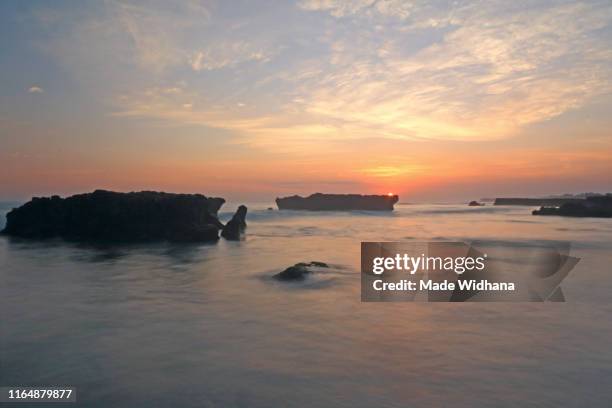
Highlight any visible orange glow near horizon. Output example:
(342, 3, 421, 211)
(2, 137, 612, 202)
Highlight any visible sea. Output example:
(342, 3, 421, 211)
(1, 202, 612, 407)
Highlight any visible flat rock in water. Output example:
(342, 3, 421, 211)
(533, 195, 612, 218)
(2, 190, 228, 243)
(275, 193, 398, 211)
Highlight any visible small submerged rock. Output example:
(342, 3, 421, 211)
(273, 261, 329, 281)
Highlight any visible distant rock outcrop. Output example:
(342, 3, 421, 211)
(276, 193, 398, 211)
(494, 197, 584, 206)
(1, 190, 232, 242)
(221, 205, 248, 240)
(273, 261, 329, 281)
(533, 195, 612, 218)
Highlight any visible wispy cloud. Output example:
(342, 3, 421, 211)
(291, 1, 612, 141)
(35, 0, 612, 150)
(361, 164, 428, 178)
(107, 1, 278, 75)
(190, 41, 272, 71)
(109, 0, 612, 148)
(298, 0, 414, 19)
(28, 86, 44, 93)
(113, 1, 211, 73)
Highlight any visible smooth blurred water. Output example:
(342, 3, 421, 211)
(1, 203, 612, 407)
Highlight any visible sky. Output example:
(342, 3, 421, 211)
(1, 0, 612, 203)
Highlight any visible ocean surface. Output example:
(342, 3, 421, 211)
(1, 202, 612, 407)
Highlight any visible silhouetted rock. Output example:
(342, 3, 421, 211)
(533, 195, 612, 218)
(468, 201, 484, 206)
(2, 190, 227, 242)
(273, 261, 329, 281)
(494, 197, 584, 206)
(221, 205, 248, 240)
(207, 198, 225, 216)
(276, 193, 398, 211)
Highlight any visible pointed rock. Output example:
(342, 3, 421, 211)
(221, 205, 247, 240)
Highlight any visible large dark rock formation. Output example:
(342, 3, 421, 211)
(1, 190, 230, 242)
(276, 193, 398, 211)
(221, 205, 247, 240)
(494, 197, 584, 206)
(533, 195, 612, 218)
(273, 261, 329, 281)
